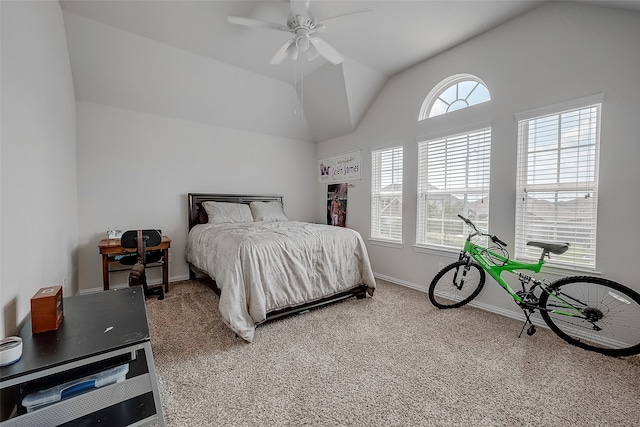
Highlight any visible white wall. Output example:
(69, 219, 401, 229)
(62, 9, 318, 293)
(316, 2, 640, 319)
(1, 0, 78, 337)
(76, 101, 317, 292)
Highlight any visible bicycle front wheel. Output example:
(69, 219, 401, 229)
(540, 276, 640, 357)
(429, 260, 485, 309)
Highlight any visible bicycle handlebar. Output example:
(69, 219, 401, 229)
(491, 235, 508, 247)
(458, 214, 507, 247)
(457, 214, 476, 230)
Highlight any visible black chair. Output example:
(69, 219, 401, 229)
(120, 229, 164, 300)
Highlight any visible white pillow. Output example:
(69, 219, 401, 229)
(202, 201, 254, 224)
(250, 201, 289, 222)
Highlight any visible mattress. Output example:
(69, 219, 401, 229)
(185, 221, 376, 341)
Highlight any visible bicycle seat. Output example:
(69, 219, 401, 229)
(527, 241, 570, 255)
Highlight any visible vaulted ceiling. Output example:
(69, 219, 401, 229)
(60, 0, 640, 143)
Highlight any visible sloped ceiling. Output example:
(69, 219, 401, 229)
(297, 60, 386, 142)
(60, 0, 640, 143)
(63, 11, 315, 141)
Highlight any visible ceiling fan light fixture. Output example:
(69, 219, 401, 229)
(295, 35, 310, 52)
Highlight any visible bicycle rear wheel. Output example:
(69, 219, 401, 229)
(429, 260, 485, 309)
(539, 276, 640, 357)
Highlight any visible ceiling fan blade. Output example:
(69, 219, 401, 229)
(270, 39, 295, 64)
(227, 16, 288, 32)
(286, 42, 299, 61)
(306, 43, 320, 62)
(318, 7, 373, 25)
(309, 37, 343, 65)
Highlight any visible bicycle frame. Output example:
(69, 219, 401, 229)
(461, 238, 544, 303)
(462, 237, 579, 317)
(453, 214, 586, 320)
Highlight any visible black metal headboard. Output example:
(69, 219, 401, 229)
(188, 193, 284, 230)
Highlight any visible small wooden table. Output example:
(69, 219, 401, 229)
(98, 236, 171, 292)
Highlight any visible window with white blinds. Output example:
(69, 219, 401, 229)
(371, 146, 403, 243)
(515, 102, 601, 268)
(416, 128, 491, 250)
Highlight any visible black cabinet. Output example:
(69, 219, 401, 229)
(0, 287, 164, 426)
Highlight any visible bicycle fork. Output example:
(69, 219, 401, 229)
(453, 255, 473, 290)
(452, 267, 467, 290)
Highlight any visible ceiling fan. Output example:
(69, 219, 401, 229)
(227, 0, 372, 65)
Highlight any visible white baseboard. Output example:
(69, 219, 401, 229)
(372, 271, 547, 328)
(79, 274, 190, 295)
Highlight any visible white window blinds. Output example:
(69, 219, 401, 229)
(416, 128, 491, 249)
(515, 103, 601, 268)
(371, 146, 403, 242)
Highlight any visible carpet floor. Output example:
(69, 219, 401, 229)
(145, 279, 640, 427)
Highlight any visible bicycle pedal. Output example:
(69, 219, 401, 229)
(526, 325, 537, 336)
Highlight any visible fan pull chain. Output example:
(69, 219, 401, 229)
(293, 57, 304, 121)
(300, 60, 304, 120)
(293, 58, 298, 116)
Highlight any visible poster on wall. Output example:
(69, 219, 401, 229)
(327, 183, 348, 227)
(318, 150, 361, 184)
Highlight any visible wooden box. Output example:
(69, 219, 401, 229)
(30, 286, 64, 334)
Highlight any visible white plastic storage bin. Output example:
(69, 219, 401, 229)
(22, 364, 129, 412)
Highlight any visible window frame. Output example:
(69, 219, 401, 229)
(370, 145, 404, 245)
(419, 74, 491, 120)
(415, 122, 492, 251)
(514, 94, 604, 270)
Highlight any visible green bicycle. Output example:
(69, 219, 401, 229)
(429, 214, 640, 357)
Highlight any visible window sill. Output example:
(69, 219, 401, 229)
(368, 239, 403, 249)
(524, 261, 602, 277)
(412, 244, 459, 257)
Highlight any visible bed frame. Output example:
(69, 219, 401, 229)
(187, 193, 368, 322)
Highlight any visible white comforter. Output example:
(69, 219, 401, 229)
(185, 221, 376, 341)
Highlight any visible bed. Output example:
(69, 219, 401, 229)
(185, 193, 376, 341)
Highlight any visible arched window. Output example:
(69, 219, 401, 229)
(419, 74, 491, 120)
(416, 74, 492, 251)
